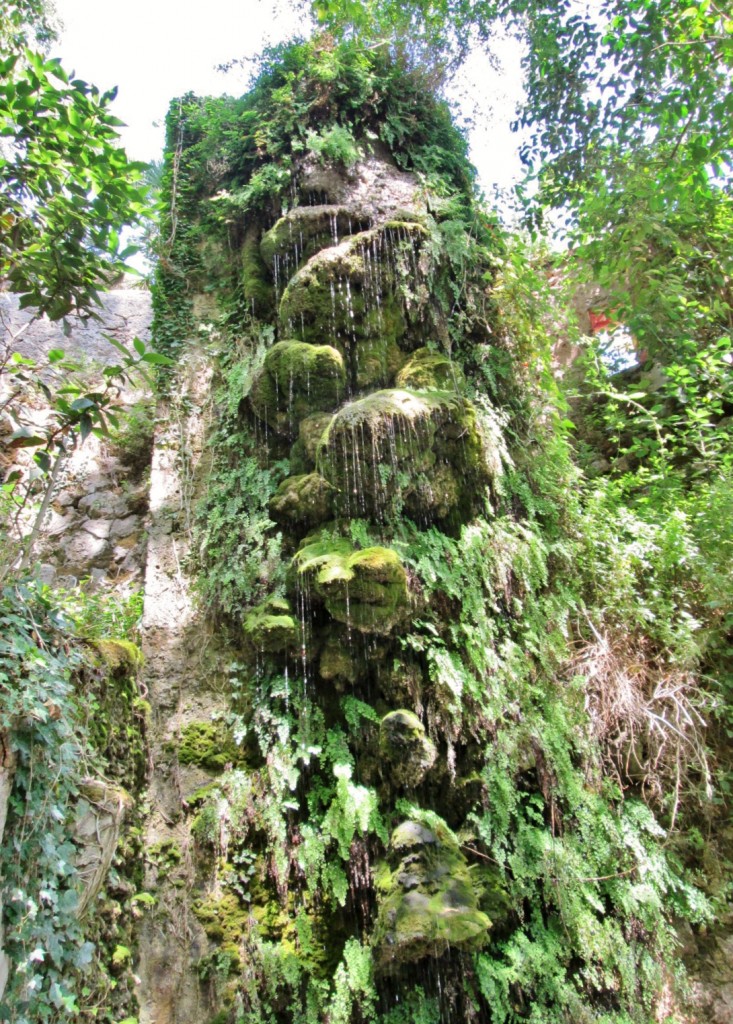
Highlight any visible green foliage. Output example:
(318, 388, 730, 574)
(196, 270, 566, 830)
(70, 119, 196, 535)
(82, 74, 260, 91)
(155, 35, 478, 276)
(108, 397, 156, 475)
(152, 33, 731, 1024)
(54, 582, 144, 643)
(0, 578, 147, 1023)
(0, 581, 94, 1022)
(0, 49, 148, 319)
(1, 0, 57, 53)
(306, 123, 360, 166)
(191, 335, 289, 621)
(306, 0, 733, 381)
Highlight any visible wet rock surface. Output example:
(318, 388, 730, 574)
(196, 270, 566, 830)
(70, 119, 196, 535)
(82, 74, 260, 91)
(379, 710, 437, 788)
(243, 596, 299, 653)
(318, 388, 489, 523)
(294, 535, 411, 635)
(226, 145, 501, 1003)
(373, 820, 491, 972)
(248, 339, 346, 437)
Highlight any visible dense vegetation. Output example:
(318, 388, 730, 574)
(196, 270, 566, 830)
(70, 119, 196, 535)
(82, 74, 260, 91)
(0, 3, 154, 1021)
(0, 1, 730, 1022)
(150, 32, 732, 1024)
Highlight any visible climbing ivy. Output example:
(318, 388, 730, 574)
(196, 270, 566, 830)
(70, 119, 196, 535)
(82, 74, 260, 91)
(0, 581, 146, 1024)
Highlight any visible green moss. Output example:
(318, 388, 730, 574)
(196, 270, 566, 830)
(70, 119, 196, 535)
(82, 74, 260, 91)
(248, 340, 345, 438)
(294, 534, 410, 634)
(243, 596, 299, 653)
(317, 388, 490, 524)
(187, 781, 219, 808)
(92, 638, 144, 673)
(194, 891, 249, 971)
(205, 1012, 231, 1024)
(242, 224, 275, 318)
(260, 206, 367, 267)
(177, 721, 244, 771)
(373, 819, 491, 972)
(299, 412, 333, 463)
(82, 640, 147, 794)
(269, 473, 335, 531)
(379, 710, 437, 787)
(147, 838, 182, 875)
(277, 222, 428, 388)
(319, 632, 358, 686)
(353, 331, 407, 392)
(395, 348, 463, 390)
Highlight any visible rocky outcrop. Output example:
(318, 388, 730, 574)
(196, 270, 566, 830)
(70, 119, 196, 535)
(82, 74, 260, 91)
(373, 820, 490, 972)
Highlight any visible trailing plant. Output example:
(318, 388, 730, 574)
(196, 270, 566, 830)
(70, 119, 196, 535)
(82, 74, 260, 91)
(0, 579, 146, 1023)
(190, 323, 289, 621)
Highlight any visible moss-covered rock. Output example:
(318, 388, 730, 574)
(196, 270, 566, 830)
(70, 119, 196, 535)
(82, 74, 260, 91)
(379, 710, 437, 787)
(260, 206, 369, 271)
(372, 818, 491, 972)
(194, 891, 249, 971)
(294, 534, 410, 635)
(248, 340, 345, 438)
(242, 224, 275, 318)
(92, 638, 144, 673)
(317, 388, 490, 524)
(278, 222, 428, 389)
(395, 347, 463, 390)
(319, 631, 359, 687)
(269, 473, 335, 531)
(299, 412, 334, 464)
(177, 722, 244, 772)
(243, 596, 299, 653)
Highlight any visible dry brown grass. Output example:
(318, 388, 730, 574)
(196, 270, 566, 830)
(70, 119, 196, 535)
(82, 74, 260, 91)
(572, 619, 712, 827)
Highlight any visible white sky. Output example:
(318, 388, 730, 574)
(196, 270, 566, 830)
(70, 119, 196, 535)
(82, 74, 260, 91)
(52, 0, 525, 204)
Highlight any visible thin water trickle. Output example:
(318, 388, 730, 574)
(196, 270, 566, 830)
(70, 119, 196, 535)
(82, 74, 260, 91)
(273, 253, 281, 308)
(344, 582, 352, 645)
(288, 370, 295, 438)
(358, 420, 369, 517)
(329, 279, 337, 339)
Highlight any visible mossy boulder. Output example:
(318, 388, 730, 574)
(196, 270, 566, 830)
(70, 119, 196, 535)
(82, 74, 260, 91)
(317, 388, 489, 523)
(177, 722, 244, 772)
(260, 205, 369, 271)
(269, 473, 335, 531)
(294, 534, 410, 635)
(395, 348, 463, 390)
(379, 710, 437, 787)
(372, 819, 491, 973)
(248, 340, 345, 438)
(300, 412, 334, 463)
(319, 631, 358, 687)
(318, 627, 389, 689)
(278, 222, 428, 389)
(243, 596, 299, 653)
(91, 638, 144, 673)
(289, 412, 333, 475)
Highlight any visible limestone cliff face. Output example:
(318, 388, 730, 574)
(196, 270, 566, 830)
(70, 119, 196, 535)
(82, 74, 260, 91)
(133, 131, 502, 1022)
